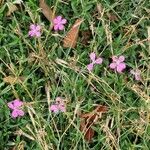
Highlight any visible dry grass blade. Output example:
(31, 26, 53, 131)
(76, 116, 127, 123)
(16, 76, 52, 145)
(63, 18, 83, 48)
(6, 2, 18, 16)
(97, 3, 104, 18)
(3, 76, 25, 84)
(39, 0, 55, 22)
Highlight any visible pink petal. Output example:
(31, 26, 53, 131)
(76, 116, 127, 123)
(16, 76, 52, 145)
(16, 109, 25, 116)
(89, 52, 96, 62)
(87, 63, 94, 71)
(112, 56, 118, 62)
(56, 97, 64, 104)
(7, 102, 15, 109)
(13, 99, 23, 108)
(61, 19, 67, 24)
(56, 16, 62, 22)
(135, 74, 141, 81)
(28, 31, 34, 37)
(11, 110, 19, 118)
(118, 56, 125, 62)
(58, 24, 64, 30)
(35, 25, 41, 31)
(130, 69, 135, 75)
(30, 24, 36, 30)
(58, 105, 66, 112)
(95, 58, 103, 64)
(50, 105, 59, 113)
(53, 18, 59, 24)
(35, 31, 41, 37)
(116, 63, 126, 73)
(54, 25, 59, 31)
(109, 63, 117, 69)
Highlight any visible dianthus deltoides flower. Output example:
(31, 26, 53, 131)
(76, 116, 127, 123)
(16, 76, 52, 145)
(49, 97, 66, 113)
(109, 55, 126, 73)
(130, 69, 141, 81)
(87, 52, 103, 71)
(53, 16, 67, 31)
(7, 99, 24, 118)
(28, 24, 41, 37)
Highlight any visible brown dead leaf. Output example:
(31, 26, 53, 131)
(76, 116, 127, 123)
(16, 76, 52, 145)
(80, 105, 108, 142)
(3, 76, 25, 84)
(63, 18, 83, 48)
(80, 30, 92, 45)
(39, 0, 55, 22)
(107, 13, 118, 22)
(6, 2, 18, 16)
(80, 120, 95, 142)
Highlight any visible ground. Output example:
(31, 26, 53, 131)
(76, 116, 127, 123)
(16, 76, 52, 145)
(0, 0, 150, 150)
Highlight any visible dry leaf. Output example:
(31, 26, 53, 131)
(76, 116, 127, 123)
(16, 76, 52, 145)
(80, 120, 95, 142)
(39, 0, 55, 22)
(107, 13, 118, 22)
(6, 2, 18, 16)
(3, 76, 25, 84)
(63, 18, 83, 48)
(80, 30, 92, 45)
(80, 105, 108, 142)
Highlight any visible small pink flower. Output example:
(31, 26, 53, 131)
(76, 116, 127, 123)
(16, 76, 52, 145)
(7, 99, 24, 118)
(130, 69, 141, 81)
(109, 55, 126, 73)
(49, 97, 66, 113)
(87, 52, 103, 71)
(53, 16, 67, 31)
(28, 24, 41, 37)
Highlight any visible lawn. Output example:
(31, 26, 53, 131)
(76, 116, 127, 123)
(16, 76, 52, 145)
(0, 0, 150, 149)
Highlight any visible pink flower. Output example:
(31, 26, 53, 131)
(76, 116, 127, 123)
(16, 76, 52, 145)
(130, 69, 141, 81)
(49, 97, 66, 113)
(7, 99, 24, 118)
(53, 16, 67, 31)
(87, 52, 103, 71)
(28, 24, 41, 37)
(109, 55, 126, 73)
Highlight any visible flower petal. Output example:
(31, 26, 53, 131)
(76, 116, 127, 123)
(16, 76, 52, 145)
(50, 105, 59, 113)
(89, 52, 96, 62)
(53, 18, 59, 24)
(58, 24, 64, 30)
(35, 31, 41, 37)
(28, 31, 35, 37)
(61, 19, 67, 24)
(56, 97, 64, 105)
(135, 74, 141, 81)
(109, 63, 117, 69)
(13, 99, 23, 108)
(112, 56, 118, 62)
(35, 25, 41, 31)
(8, 102, 15, 109)
(56, 16, 62, 22)
(11, 110, 19, 118)
(130, 69, 135, 75)
(95, 58, 103, 64)
(16, 109, 25, 116)
(87, 63, 94, 71)
(118, 56, 125, 62)
(30, 24, 36, 30)
(116, 63, 126, 73)
(58, 105, 66, 112)
(54, 25, 59, 31)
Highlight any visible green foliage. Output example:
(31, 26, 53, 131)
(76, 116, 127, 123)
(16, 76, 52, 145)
(0, 0, 149, 149)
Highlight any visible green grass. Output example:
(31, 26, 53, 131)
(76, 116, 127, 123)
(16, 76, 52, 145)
(0, 0, 150, 149)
